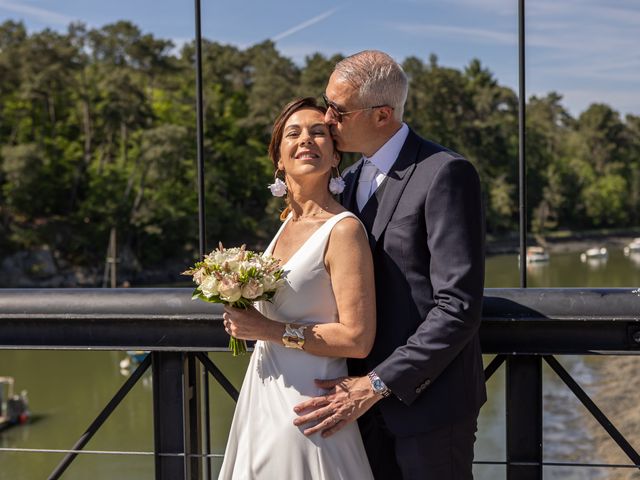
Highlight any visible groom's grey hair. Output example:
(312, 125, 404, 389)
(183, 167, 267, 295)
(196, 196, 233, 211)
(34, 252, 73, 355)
(333, 50, 408, 122)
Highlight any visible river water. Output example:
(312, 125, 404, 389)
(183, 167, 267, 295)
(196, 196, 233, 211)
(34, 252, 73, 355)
(1, 249, 639, 479)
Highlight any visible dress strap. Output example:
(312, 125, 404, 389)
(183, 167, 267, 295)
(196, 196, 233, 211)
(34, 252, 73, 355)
(322, 211, 367, 238)
(311, 211, 365, 256)
(322, 211, 359, 230)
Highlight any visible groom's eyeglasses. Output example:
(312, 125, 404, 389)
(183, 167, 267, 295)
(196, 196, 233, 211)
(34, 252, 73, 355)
(322, 94, 390, 123)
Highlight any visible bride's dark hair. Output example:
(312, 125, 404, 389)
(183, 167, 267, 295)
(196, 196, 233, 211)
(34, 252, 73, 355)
(268, 97, 340, 221)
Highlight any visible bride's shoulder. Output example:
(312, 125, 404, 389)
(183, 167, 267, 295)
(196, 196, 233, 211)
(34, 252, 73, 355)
(325, 214, 370, 268)
(328, 213, 367, 243)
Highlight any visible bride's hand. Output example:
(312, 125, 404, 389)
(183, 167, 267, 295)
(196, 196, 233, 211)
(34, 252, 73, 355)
(223, 305, 273, 341)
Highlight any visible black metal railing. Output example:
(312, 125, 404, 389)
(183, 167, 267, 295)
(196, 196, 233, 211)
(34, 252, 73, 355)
(1, 287, 640, 479)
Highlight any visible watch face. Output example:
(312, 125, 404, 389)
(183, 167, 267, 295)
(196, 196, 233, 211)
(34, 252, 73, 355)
(373, 379, 384, 392)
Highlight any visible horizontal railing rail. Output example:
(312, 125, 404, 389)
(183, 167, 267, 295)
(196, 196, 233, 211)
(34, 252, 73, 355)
(2, 287, 640, 479)
(1, 287, 639, 352)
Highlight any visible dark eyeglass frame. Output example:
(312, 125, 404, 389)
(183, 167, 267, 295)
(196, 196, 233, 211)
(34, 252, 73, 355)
(322, 94, 390, 123)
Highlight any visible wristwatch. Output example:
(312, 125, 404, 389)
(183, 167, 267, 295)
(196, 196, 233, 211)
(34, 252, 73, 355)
(282, 324, 307, 350)
(368, 371, 390, 398)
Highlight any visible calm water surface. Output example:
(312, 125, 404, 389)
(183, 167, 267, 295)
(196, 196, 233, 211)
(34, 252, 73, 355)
(1, 249, 639, 479)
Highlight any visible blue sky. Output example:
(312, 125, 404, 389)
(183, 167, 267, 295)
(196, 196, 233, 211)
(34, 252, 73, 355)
(1, 0, 638, 117)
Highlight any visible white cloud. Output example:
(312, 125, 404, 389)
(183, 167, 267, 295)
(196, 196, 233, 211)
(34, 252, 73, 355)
(528, 0, 640, 26)
(403, 0, 516, 16)
(390, 23, 516, 46)
(547, 87, 640, 116)
(0, 0, 75, 26)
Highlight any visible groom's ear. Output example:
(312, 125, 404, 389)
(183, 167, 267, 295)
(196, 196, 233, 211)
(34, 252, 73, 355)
(375, 106, 395, 126)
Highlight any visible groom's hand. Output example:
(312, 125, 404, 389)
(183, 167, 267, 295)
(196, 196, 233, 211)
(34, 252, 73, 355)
(293, 376, 381, 438)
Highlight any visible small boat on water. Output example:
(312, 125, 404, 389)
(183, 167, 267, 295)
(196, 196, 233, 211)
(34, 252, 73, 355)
(580, 247, 608, 262)
(623, 238, 640, 256)
(517, 246, 550, 265)
(119, 351, 148, 371)
(526, 246, 549, 263)
(0, 377, 30, 431)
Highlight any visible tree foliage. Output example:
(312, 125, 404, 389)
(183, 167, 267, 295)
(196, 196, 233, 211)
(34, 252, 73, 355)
(1, 20, 638, 269)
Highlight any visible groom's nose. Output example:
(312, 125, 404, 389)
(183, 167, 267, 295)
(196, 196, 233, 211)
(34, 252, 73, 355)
(324, 109, 337, 125)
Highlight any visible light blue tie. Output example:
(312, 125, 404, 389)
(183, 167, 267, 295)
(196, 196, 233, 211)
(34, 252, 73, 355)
(356, 161, 379, 211)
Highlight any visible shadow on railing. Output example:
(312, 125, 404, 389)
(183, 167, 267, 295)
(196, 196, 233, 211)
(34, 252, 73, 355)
(1, 288, 640, 479)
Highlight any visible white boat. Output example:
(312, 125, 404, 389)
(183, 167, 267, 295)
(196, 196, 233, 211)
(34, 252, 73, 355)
(0, 377, 30, 431)
(623, 238, 640, 256)
(526, 246, 549, 263)
(580, 247, 608, 262)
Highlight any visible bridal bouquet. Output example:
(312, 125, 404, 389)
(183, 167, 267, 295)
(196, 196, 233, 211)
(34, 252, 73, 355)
(183, 243, 285, 355)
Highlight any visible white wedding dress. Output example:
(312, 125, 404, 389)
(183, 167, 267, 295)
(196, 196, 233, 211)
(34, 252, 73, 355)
(218, 211, 374, 480)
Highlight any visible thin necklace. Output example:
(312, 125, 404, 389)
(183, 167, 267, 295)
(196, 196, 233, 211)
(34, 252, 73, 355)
(291, 205, 332, 222)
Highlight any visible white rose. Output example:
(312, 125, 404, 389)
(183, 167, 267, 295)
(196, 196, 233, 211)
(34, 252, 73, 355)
(199, 276, 219, 298)
(241, 279, 264, 300)
(218, 277, 242, 303)
(262, 274, 276, 291)
(223, 258, 241, 272)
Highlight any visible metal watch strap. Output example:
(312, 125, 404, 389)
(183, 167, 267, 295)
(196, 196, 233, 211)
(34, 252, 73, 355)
(368, 371, 390, 398)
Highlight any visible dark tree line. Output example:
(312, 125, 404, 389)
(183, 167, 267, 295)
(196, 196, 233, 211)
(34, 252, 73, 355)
(1, 20, 639, 268)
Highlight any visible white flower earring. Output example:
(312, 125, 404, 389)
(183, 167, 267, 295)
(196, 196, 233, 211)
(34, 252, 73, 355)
(268, 170, 287, 197)
(328, 166, 345, 195)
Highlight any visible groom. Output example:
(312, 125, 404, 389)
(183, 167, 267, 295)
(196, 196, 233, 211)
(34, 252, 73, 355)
(294, 50, 486, 479)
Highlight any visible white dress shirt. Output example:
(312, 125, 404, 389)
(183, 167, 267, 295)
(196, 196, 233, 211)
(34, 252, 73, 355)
(361, 123, 410, 198)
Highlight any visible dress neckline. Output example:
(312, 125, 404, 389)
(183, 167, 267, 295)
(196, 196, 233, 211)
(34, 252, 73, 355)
(268, 211, 353, 268)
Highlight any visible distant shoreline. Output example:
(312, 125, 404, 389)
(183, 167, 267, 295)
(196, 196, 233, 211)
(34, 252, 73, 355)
(486, 228, 640, 255)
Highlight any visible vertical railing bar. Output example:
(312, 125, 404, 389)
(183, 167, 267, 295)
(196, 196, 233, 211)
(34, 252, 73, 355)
(518, 0, 527, 288)
(194, 0, 209, 477)
(203, 366, 212, 479)
(185, 356, 201, 478)
(543, 355, 640, 469)
(484, 354, 507, 382)
(506, 355, 542, 479)
(153, 352, 188, 479)
(48, 354, 152, 480)
(194, 0, 206, 257)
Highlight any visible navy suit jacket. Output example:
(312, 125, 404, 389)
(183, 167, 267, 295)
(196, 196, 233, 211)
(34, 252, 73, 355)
(344, 129, 487, 436)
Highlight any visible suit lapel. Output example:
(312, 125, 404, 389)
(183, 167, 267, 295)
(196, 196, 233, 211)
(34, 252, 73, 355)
(368, 131, 420, 250)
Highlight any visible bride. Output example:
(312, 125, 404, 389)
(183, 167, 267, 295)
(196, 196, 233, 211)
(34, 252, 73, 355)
(217, 97, 376, 479)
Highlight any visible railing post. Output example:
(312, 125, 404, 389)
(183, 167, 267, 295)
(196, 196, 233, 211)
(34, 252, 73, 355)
(506, 355, 542, 479)
(153, 352, 189, 480)
(186, 354, 203, 478)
